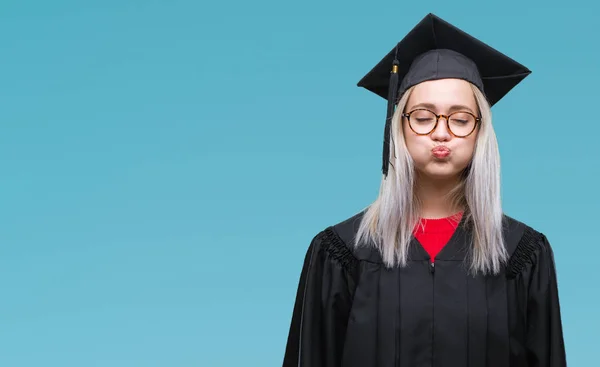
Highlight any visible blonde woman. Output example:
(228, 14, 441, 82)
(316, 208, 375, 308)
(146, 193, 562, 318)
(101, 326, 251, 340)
(283, 13, 567, 367)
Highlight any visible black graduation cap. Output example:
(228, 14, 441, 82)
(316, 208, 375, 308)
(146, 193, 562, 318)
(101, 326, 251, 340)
(357, 13, 531, 176)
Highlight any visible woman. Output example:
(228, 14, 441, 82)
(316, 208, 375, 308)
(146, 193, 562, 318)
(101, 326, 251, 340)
(282, 13, 567, 367)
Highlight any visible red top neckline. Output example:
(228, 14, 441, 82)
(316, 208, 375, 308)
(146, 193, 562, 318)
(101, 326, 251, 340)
(413, 211, 463, 260)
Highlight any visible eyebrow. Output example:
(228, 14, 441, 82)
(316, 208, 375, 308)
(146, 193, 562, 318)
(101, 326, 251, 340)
(408, 102, 476, 114)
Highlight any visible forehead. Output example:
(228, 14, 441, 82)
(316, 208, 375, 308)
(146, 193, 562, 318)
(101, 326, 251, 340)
(407, 78, 477, 110)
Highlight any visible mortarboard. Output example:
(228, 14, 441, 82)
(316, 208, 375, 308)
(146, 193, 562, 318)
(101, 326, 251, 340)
(357, 13, 531, 176)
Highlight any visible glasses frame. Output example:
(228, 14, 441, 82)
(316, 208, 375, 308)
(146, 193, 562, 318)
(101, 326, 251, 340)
(402, 108, 481, 138)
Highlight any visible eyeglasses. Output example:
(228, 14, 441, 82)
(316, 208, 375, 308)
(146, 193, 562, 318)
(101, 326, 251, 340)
(402, 109, 481, 137)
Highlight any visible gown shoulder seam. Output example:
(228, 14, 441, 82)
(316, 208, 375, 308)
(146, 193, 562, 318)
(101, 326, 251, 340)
(319, 226, 360, 273)
(505, 225, 543, 279)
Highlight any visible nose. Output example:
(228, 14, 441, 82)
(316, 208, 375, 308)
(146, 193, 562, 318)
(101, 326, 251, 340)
(430, 116, 452, 141)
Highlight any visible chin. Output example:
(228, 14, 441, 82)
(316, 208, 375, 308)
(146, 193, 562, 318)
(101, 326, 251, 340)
(416, 161, 464, 180)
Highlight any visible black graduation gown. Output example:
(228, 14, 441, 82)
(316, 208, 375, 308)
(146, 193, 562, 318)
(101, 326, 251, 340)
(282, 211, 567, 367)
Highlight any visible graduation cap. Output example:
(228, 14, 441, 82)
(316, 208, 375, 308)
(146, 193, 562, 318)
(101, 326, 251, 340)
(357, 13, 531, 176)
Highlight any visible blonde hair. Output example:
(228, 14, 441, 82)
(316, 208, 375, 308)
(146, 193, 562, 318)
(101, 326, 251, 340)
(354, 83, 508, 275)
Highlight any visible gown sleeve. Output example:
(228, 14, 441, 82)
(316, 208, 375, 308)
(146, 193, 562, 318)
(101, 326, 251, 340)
(282, 228, 359, 367)
(522, 231, 568, 367)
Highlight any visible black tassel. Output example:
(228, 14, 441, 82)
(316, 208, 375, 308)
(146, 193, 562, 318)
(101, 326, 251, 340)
(382, 58, 399, 176)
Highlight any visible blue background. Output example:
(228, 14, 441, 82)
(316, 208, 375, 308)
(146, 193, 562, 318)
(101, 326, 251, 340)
(0, 0, 596, 365)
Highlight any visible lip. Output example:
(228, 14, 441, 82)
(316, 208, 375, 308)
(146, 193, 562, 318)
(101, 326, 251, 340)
(431, 146, 451, 158)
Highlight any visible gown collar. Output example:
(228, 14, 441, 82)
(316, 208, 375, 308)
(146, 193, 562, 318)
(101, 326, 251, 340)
(409, 212, 470, 261)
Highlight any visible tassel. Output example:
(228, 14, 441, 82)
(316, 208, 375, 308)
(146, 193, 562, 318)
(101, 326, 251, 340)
(382, 58, 399, 176)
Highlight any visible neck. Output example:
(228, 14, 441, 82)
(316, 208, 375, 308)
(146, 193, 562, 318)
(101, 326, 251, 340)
(415, 172, 464, 219)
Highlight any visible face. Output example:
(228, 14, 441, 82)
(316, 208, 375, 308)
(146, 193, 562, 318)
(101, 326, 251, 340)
(402, 78, 480, 181)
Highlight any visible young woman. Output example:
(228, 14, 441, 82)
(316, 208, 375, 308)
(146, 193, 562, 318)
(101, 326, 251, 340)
(282, 13, 567, 367)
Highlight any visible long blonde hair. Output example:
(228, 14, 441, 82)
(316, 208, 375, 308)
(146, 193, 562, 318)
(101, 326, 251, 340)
(354, 83, 507, 275)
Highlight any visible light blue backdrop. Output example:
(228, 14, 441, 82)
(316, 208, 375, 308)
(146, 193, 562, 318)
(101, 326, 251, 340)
(1, 0, 596, 366)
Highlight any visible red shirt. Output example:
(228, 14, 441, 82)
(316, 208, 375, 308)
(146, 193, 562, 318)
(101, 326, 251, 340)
(413, 212, 463, 261)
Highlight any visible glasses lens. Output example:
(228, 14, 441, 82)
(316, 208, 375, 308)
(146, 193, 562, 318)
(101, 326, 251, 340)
(409, 110, 437, 134)
(448, 112, 476, 136)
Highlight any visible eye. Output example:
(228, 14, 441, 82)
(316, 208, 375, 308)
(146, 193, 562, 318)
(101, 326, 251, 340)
(410, 110, 436, 123)
(449, 112, 474, 125)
